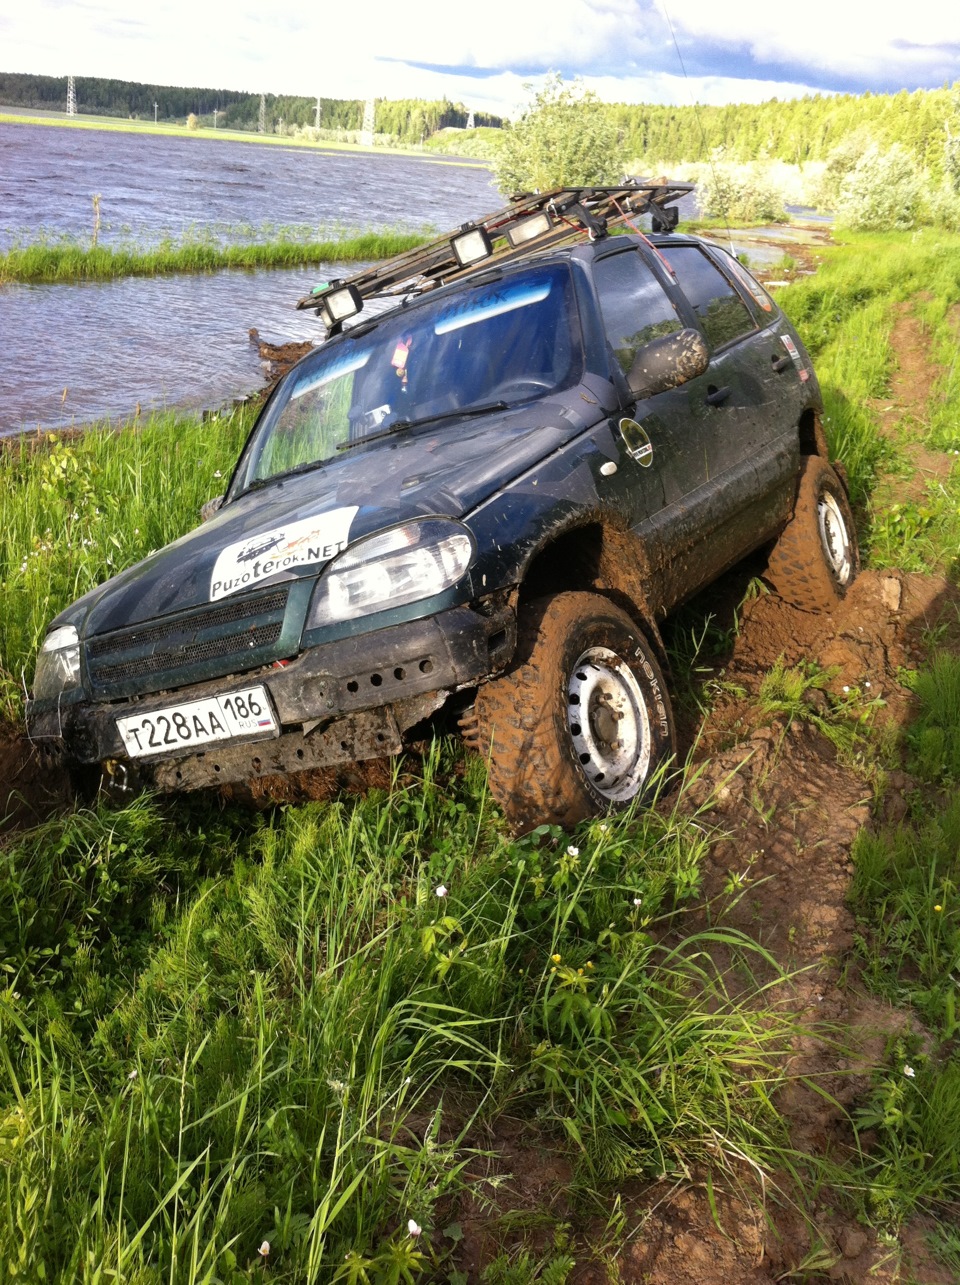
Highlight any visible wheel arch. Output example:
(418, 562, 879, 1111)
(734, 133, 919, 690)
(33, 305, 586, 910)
(514, 516, 668, 670)
(798, 405, 828, 460)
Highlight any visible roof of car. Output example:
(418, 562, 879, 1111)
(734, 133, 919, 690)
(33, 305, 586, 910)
(296, 182, 694, 330)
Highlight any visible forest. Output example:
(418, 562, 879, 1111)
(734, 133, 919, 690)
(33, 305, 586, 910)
(0, 72, 503, 141)
(3, 70, 958, 180)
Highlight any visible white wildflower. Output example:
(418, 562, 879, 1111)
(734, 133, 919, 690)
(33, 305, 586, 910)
(842, 685, 850, 693)
(434, 884, 448, 898)
(214, 470, 223, 478)
(258, 1240, 270, 1257)
(904, 1064, 916, 1078)
(407, 1219, 422, 1237)
(633, 896, 643, 907)
(127, 1069, 138, 1081)
(566, 845, 579, 857)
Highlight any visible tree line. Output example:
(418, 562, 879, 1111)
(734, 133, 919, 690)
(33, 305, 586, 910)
(613, 84, 960, 180)
(0, 72, 502, 141)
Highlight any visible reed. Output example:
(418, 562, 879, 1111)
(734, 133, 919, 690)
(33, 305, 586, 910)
(0, 230, 426, 284)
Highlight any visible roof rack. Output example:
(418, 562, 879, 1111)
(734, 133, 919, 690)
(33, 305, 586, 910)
(296, 180, 694, 331)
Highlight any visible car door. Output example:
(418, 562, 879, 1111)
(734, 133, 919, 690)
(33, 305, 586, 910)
(592, 243, 767, 611)
(657, 242, 799, 593)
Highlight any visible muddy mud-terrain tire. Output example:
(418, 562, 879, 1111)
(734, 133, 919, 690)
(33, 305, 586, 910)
(765, 455, 859, 611)
(471, 592, 675, 832)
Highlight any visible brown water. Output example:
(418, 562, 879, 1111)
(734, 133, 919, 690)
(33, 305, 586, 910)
(0, 122, 501, 434)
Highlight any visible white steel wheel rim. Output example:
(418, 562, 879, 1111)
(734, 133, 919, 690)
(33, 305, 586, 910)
(818, 491, 854, 585)
(566, 645, 651, 802)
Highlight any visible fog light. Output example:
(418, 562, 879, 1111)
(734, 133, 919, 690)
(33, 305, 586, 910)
(506, 212, 552, 247)
(316, 282, 363, 328)
(451, 223, 492, 267)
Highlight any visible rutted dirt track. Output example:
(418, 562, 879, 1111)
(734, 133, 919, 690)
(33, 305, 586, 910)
(446, 568, 959, 1285)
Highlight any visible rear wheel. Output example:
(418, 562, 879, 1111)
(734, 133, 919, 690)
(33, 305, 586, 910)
(471, 592, 675, 831)
(765, 456, 859, 610)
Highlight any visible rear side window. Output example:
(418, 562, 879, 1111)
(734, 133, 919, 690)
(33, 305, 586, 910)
(593, 249, 682, 374)
(665, 245, 757, 349)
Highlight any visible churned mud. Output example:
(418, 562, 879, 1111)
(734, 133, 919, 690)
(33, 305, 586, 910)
(445, 567, 959, 1285)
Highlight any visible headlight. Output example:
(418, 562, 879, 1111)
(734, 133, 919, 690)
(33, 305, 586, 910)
(32, 625, 82, 701)
(308, 520, 474, 628)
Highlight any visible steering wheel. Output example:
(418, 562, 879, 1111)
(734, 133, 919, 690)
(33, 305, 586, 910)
(490, 376, 554, 403)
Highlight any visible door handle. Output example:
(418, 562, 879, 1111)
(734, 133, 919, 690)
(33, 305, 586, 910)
(772, 355, 792, 373)
(705, 385, 731, 406)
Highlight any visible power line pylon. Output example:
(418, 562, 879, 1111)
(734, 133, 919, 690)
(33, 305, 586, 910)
(66, 76, 77, 116)
(361, 98, 375, 147)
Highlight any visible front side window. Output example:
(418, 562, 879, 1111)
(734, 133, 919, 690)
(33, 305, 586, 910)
(665, 245, 757, 349)
(593, 249, 682, 374)
(233, 264, 583, 492)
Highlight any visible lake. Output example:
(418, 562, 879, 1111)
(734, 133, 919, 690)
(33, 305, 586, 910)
(0, 121, 501, 434)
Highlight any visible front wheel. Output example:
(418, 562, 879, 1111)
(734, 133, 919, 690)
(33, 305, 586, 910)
(765, 456, 859, 610)
(471, 592, 676, 832)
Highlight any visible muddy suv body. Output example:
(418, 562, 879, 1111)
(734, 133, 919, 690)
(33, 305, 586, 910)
(27, 185, 858, 828)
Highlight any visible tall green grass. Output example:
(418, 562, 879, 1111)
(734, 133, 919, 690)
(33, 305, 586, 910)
(0, 410, 252, 718)
(775, 228, 960, 506)
(0, 230, 425, 284)
(0, 750, 803, 1281)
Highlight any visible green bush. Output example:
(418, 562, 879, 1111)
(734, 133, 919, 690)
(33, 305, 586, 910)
(697, 161, 786, 223)
(835, 143, 923, 231)
(494, 75, 624, 196)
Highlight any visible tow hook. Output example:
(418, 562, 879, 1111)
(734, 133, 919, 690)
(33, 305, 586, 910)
(103, 760, 132, 794)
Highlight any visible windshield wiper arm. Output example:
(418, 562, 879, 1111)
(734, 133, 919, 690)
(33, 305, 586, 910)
(242, 456, 327, 494)
(336, 401, 509, 452)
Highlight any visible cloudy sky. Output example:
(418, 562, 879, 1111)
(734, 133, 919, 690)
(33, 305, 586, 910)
(3, 0, 958, 117)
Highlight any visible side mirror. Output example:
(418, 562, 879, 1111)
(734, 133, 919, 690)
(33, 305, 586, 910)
(200, 495, 224, 523)
(627, 327, 709, 400)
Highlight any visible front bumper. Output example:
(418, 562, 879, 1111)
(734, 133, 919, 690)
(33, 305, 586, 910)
(27, 602, 515, 791)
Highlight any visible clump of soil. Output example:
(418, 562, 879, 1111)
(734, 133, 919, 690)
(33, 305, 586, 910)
(0, 726, 72, 828)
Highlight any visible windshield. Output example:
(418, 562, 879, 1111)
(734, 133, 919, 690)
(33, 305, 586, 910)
(234, 263, 582, 491)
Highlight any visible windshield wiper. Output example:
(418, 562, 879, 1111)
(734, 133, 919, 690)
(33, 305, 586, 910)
(336, 401, 509, 452)
(242, 456, 327, 494)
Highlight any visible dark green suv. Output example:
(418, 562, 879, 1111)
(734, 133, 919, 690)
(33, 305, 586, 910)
(27, 184, 858, 830)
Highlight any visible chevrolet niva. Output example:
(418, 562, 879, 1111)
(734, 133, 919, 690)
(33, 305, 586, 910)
(27, 184, 859, 831)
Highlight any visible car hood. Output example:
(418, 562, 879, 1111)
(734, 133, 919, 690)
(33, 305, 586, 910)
(78, 403, 596, 637)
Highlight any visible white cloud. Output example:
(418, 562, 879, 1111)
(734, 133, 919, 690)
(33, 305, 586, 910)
(658, 1, 960, 85)
(4, 0, 958, 115)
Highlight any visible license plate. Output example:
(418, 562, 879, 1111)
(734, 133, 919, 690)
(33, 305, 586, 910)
(116, 685, 277, 759)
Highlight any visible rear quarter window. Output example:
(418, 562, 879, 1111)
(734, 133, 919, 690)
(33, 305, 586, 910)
(665, 244, 757, 349)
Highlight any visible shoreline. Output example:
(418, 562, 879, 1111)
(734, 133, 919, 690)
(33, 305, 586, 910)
(0, 109, 492, 168)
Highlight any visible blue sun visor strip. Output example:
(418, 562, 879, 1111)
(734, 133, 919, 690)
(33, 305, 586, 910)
(433, 280, 553, 336)
(290, 349, 372, 399)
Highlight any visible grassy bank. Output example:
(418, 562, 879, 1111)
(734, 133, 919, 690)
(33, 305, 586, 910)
(774, 228, 960, 510)
(0, 229, 426, 284)
(1, 762, 804, 1282)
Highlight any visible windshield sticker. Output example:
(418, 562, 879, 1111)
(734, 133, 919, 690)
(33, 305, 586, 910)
(780, 334, 803, 364)
(210, 507, 359, 601)
(290, 351, 371, 400)
(434, 280, 552, 335)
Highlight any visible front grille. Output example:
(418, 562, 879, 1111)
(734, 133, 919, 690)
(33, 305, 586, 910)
(92, 623, 282, 685)
(86, 587, 291, 698)
(87, 591, 287, 659)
